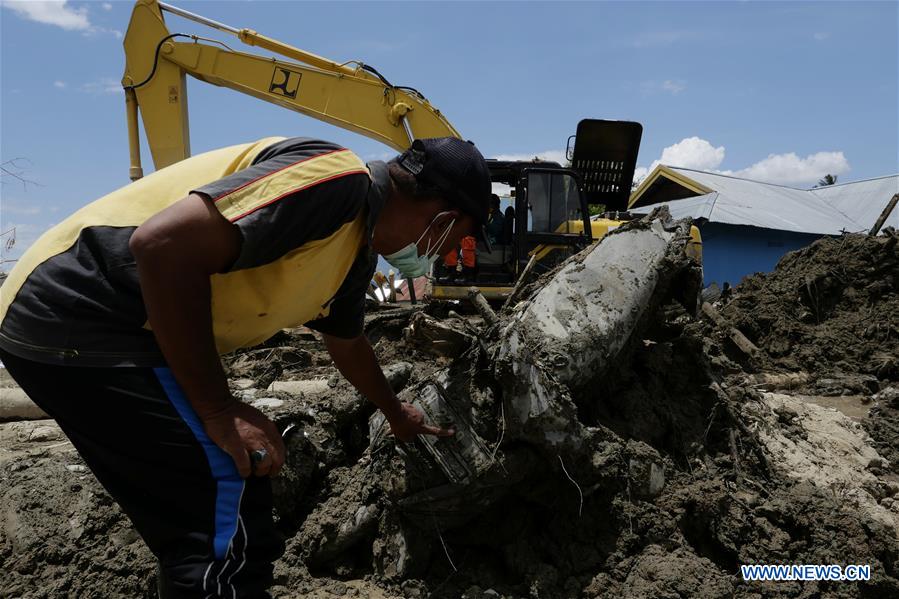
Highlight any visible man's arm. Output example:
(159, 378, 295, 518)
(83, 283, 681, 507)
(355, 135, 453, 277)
(129, 193, 285, 477)
(322, 333, 454, 441)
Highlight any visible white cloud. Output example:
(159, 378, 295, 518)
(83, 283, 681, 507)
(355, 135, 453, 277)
(633, 136, 850, 187)
(726, 151, 850, 186)
(1, 0, 90, 31)
(492, 182, 512, 198)
(1, 1, 121, 37)
(813, 32, 830, 41)
(632, 166, 649, 184)
(79, 77, 123, 94)
(661, 80, 687, 95)
(53, 80, 66, 88)
(493, 149, 568, 164)
(102, 2, 112, 10)
(641, 79, 688, 96)
(655, 137, 725, 172)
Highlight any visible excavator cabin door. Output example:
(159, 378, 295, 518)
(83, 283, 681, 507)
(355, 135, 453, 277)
(516, 167, 593, 273)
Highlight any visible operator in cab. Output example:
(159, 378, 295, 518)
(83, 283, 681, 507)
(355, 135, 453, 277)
(485, 193, 505, 246)
(0, 136, 492, 598)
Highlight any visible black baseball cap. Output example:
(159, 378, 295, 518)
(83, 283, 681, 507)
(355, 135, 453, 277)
(397, 137, 493, 248)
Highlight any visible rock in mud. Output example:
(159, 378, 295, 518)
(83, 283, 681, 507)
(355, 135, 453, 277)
(585, 545, 735, 598)
(0, 387, 49, 422)
(747, 392, 897, 533)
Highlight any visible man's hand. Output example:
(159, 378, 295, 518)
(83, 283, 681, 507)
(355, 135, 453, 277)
(322, 333, 455, 442)
(385, 402, 454, 442)
(201, 402, 286, 478)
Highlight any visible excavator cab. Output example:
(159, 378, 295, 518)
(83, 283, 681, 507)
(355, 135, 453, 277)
(432, 161, 593, 300)
(431, 119, 645, 302)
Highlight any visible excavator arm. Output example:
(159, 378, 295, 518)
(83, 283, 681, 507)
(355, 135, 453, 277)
(122, 0, 460, 179)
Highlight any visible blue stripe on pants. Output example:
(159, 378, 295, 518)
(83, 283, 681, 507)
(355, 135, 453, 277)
(153, 367, 244, 560)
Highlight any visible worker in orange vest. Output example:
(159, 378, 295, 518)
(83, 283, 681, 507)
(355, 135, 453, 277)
(460, 235, 477, 280)
(441, 245, 460, 281)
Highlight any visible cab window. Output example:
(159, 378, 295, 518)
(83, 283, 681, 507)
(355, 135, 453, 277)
(527, 172, 581, 233)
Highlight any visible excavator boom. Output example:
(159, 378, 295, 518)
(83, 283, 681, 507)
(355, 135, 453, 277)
(122, 0, 460, 179)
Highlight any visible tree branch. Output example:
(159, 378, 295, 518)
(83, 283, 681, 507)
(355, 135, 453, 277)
(1, 158, 42, 191)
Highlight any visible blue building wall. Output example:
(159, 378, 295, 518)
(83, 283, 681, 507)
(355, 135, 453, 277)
(699, 223, 825, 286)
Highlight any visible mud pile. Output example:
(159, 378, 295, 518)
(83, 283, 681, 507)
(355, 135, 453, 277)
(2, 223, 898, 598)
(720, 232, 899, 383)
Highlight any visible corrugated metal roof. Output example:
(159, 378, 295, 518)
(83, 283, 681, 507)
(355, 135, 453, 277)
(629, 167, 898, 235)
(809, 174, 899, 230)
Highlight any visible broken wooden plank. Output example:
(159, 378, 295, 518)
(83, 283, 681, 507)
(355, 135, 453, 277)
(502, 254, 537, 310)
(701, 301, 760, 358)
(467, 287, 498, 327)
(404, 312, 474, 358)
(388, 270, 398, 303)
(869, 193, 899, 237)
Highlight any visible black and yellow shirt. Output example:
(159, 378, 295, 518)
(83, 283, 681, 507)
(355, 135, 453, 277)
(0, 137, 389, 366)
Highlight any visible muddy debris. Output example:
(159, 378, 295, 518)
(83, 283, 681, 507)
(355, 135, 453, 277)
(2, 221, 899, 597)
(718, 233, 899, 381)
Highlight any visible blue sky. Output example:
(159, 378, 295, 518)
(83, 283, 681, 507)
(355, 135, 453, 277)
(1, 0, 897, 262)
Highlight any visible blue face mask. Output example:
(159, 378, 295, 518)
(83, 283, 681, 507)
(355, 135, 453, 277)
(382, 212, 456, 278)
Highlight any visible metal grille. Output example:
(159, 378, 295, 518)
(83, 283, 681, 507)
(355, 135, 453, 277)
(575, 158, 628, 195)
(569, 120, 643, 211)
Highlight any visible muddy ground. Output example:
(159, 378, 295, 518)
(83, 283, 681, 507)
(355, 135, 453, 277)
(2, 231, 898, 598)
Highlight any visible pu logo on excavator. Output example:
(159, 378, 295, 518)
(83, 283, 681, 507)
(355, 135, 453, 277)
(269, 67, 301, 99)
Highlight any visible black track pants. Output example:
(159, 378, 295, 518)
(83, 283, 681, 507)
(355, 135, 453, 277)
(0, 349, 284, 598)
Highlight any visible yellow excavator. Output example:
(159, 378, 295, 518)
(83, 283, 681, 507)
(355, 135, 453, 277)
(122, 0, 700, 301)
